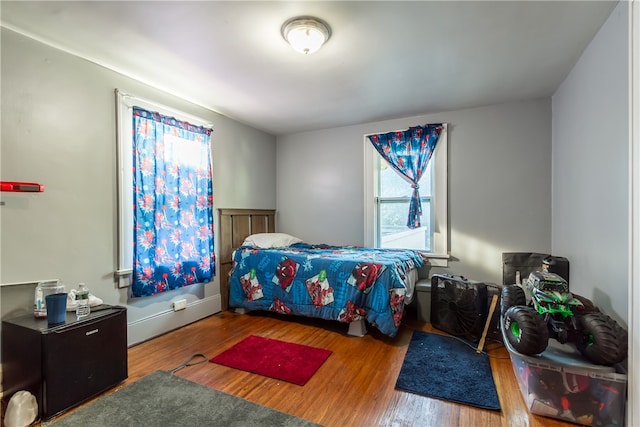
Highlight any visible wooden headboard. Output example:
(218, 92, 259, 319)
(217, 208, 276, 310)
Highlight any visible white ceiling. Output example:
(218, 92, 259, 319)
(1, 1, 617, 136)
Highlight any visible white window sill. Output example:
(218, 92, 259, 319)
(421, 253, 449, 268)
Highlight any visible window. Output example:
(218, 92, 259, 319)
(364, 124, 449, 267)
(115, 90, 215, 294)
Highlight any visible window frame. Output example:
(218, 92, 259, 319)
(114, 89, 214, 288)
(363, 123, 449, 267)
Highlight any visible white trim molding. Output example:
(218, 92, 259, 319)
(628, 2, 639, 426)
(127, 294, 221, 346)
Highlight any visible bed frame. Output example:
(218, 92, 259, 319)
(218, 208, 276, 311)
(217, 208, 367, 336)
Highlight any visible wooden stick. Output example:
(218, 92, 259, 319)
(477, 294, 499, 353)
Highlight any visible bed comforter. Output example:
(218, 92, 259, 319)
(228, 243, 426, 337)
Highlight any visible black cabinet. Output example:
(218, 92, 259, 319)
(2, 306, 128, 421)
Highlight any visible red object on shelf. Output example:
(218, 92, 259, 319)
(0, 181, 44, 192)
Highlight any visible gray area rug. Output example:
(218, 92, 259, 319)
(47, 370, 322, 427)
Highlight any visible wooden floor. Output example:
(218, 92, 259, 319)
(46, 308, 579, 427)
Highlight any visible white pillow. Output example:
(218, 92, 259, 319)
(242, 233, 303, 248)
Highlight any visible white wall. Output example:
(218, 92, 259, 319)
(277, 98, 552, 285)
(551, 2, 628, 327)
(0, 28, 277, 346)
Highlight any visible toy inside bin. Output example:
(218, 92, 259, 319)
(503, 329, 627, 426)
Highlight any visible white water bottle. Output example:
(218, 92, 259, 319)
(76, 283, 91, 319)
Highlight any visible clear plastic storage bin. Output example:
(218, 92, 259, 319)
(504, 331, 627, 426)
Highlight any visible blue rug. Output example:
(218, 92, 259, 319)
(395, 330, 501, 411)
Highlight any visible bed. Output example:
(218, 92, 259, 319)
(218, 209, 429, 337)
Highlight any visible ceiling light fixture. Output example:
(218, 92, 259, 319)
(281, 16, 331, 55)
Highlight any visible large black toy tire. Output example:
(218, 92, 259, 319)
(503, 306, 549, 355)
(500, 285, 526, 315)
(577, 312, 628, 366)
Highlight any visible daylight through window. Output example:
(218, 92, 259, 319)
(364, 124, 449, 267)
(115, 90, 216, 292)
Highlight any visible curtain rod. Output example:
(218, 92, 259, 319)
(363, 122, 446, 138)
(115, 89, 214, 130)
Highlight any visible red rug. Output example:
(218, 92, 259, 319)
(209, 335, 332, 386)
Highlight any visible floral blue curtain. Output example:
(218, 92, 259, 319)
(132, 107, 215, 297)
(368, 124, 443, 229)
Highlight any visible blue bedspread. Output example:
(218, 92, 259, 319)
(229, 243, 425, 337)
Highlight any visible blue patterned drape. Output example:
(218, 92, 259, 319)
(132, 107, 215, 297)
(368, 124, 443, 229)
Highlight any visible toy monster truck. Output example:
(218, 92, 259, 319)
(501, 271, 627, 366)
